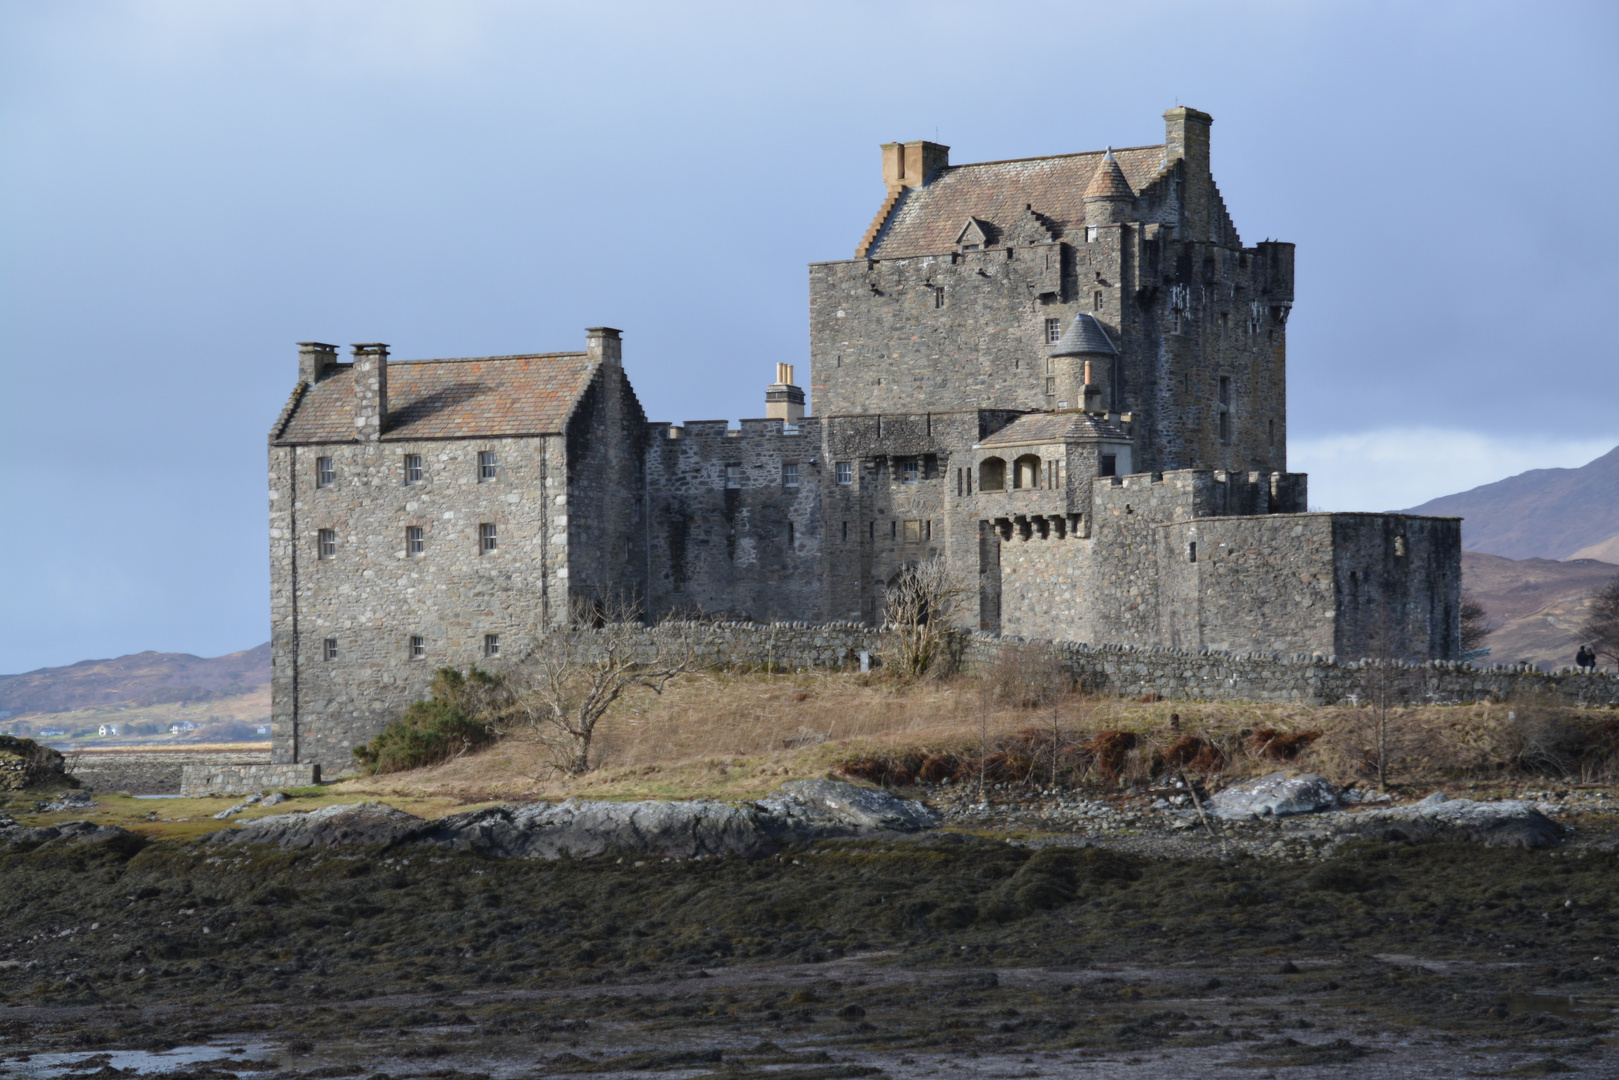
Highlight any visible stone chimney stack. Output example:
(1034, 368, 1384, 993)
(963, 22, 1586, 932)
(882, 140, 950, 189)
(586, 326, 622, 366)
(297, 342, 338, 385)
(765, 362, 805, 423)
(351, 343, 388, 442)
(1163, 106, 1213, 239)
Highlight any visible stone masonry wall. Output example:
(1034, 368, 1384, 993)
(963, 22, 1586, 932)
(270, 432, 564, 770)
(961, 634, 1619, 709)
(67, 751, 262, 795)
(180, 763, 319, 797)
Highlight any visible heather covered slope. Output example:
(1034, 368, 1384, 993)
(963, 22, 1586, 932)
(1462, 552, 1618, 666)
(1405, 444, 1619, 559)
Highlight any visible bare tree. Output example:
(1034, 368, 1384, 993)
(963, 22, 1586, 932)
(1576, 571, 1619, 668)
(881, 556, 968, 679)
(513, 596, 694, 776)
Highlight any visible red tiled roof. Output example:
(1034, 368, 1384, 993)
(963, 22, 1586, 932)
(868, 144, 1167, 259)
(273, 353, 596, 443)
(978, 411, 1131, 448)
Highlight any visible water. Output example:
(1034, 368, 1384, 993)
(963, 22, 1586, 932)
(6, 1042, 277, 1077)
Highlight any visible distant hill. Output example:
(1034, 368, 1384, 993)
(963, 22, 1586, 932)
(1405, 444, 1619, 560)
(0, 643, 270, 716)
(1463, 552, 1617, 668)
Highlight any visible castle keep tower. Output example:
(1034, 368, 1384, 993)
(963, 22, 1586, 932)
(809, 107, 1295, 478)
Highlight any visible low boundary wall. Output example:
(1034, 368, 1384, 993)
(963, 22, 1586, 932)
(67, 750, 264, 795)
(180, 762, 319, 796)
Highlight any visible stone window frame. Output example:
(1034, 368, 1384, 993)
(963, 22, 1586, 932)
(782, 462, 800, 488)
(1045, 376, 1056, 396)
(835, 461, 853, 485)
(409, 635, 425, 659)
(404, 454, 423, 484)
(899, 458, 921, 484)
(323, 637, 337, 661)
(484, 633, 501, 657)
(479, 522, 498, 554)
(1093, 291, 1104, 311)
(902, 519, 922, 544)
(317, 528, 337, 559)
(316, 457, 334, 488)
(406, 525, 425, 556)
(1012, 454, 1041, 490)
(478, 450, 499, 481)
(725, 463, 743, 489)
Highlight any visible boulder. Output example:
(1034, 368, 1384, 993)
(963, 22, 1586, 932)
(0, 818, 143, 853)
(1206, 771, 1340, 820)
(1341, 796, 1563, 849)
(0, 736, 71, 792)
(756, 779, 940, 832)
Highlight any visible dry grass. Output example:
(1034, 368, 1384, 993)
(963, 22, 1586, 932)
(326, 670, 1619, 802)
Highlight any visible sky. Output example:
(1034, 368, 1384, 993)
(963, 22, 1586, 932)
(2, 0, 1616, 674)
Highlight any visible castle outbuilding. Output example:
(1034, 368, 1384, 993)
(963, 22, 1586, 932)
(268, 107, 1461, 770)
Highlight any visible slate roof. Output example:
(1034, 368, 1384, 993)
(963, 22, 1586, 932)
(1082, 149, 1134, 199)
(868, 143, 1166, 259)
(978, 411, 1131, 449)
(1049, 313, 1118, 356)
(274, 353, 596, 443)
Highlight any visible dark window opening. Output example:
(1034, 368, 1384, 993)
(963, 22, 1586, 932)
(480, 523, 498, 553)
(1218, 375, 1230, 407)
(406, 526, 424, 555)
(317, 529, 336, 559)
(842, 521, 848, 543)
(900, 459, 920, 484)
(933, 286, 945, 308)
(786, 520, 795, 546)
(1188, 542, 1198, 563)
(1099, 455, 1117, 477)
(1219, 411, 1231, 444)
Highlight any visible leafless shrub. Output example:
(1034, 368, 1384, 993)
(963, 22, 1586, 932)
(881, 556, 968, 679)
(1459, 592, 1495, 656)
(1576, 571, 1619, 667)
(986, 641, 1070, 709)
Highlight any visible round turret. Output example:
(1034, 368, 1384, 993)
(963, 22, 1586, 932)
(1082, 147, 1134, 226)
(1048, 313, 1118, 413)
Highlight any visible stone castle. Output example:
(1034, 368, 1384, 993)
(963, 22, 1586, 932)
(268, 107, 1461, 769)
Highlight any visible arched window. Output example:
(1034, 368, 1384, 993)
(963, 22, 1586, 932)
(978, 457, 1006, 492)
(1013, 454, 1041, 490)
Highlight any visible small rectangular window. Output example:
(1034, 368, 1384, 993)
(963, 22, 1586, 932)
(1219, 376, 1231, 407)
(1045, 376, 1056, 396)
(316, 457, 334, 488)
(1045, 318, 1061, 343)
(842, 521, 848, 543)
(900, 459, 920, 484)
(404, 454, 422, 483)
(1171, 309, 1182, 334)
(787, 521, 795, 546)
(480, 523, 498, 553)
(409, 635, 425, 659)
(1268, 419, 1275, 446)
(903, 519, 922, 544)
(484, 633, 500, 657)
(890, 520, 897, 541)
(1099, 455, 1117, 477)
(835, 461, 852, 485)
(925, 519, 932, 541)
(1220, 311, 1230, 331)
(725, 464, 742, 489)
(323, 637, 337, 661)
(318, 528, 336, 559)
(1219, 411, 1231, 444)
(1085, 225, 1098, 243)
(956, 468, 963, 497)
(478, 451, 498, 480)
(406, 526, 424, 555)
(1188, 542, 1198, 563)
(1093, 291, 1104, 310)
(869, 521, 875, 541)
(933, 286, 945, 308)
(782, 463, 799, 488)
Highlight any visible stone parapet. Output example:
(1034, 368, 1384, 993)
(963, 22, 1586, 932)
(180, 763, 320, 797)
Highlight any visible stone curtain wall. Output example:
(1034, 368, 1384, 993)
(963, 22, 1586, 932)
(180, 763, 319, 797)
(960, 635, 1619, 708)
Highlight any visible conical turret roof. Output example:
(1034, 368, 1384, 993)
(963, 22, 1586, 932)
(1082, 147, 1134, 200)
(1048, 313, 1118, 356)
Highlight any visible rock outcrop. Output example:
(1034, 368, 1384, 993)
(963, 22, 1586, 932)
(1206, 771, 1340, 820)
(207, 780, 941, 858)
(0, 736, 71, 791)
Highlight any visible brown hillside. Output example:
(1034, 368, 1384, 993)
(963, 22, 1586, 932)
(1405, 444, 1619, 559)
(0, 643, 270, 715)
(1463, 551, 1617, 667)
